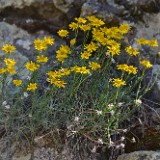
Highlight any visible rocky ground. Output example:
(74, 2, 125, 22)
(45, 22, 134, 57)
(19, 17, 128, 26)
(0, 0, 160, 160)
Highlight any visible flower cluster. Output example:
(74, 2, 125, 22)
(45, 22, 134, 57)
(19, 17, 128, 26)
(34, 36, 54, 51)
(0, 16, 156, 92)
(137, 38, 158, 47)
(117, 64, 137, 74)
(0, 16, 159, 149)
(140, 60, 152, 68)
(56, 45, 71, 63)
(47, 68, 69, 88)
(0, 36, 55, 91)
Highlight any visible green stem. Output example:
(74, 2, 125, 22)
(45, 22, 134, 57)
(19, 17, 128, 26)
(1, 73, 7, 103)
(136, 69, 145, 99)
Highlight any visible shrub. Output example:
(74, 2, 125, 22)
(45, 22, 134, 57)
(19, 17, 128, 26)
(0, 16, 159, 148)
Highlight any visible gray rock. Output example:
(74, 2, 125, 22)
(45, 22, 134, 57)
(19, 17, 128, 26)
(81, 0, 120, 24)
(146, 65, 160, 104)
(0, 0, 43, 11)
(0, 22, 30, 79)
(151, 107, 160, 123)
(136, 13, 160, 43)
(117, 151, 160, 160)
(0, 0, 74, 13)
(0, 0, 80, 34)
(13, 154, 31, 160)
(52, 0, 74, 13)
(0, 22, 31, 99)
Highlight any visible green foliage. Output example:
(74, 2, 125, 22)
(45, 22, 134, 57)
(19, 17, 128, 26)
(0, 16, 159, 147)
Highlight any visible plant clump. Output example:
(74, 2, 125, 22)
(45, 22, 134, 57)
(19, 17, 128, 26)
(0, 16, 159, 151)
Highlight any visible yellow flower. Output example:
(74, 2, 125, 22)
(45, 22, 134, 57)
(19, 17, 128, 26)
(56, 53, 68, 63)
(140, 60, 152, 68)
(117, 64, 128, 71)
(98, 37, 108, 46)
(127, 65, 137, 74)
(112, 78, 126, 87)
(47, 75, 67, 88)
(81, 51, 92, 59)
(13, 79, 22, 86)
(125, 46, 139, 56)
(59, 45, 71, 53)
(87, 16, 105, 27)
(75, 17, 87, 24)
(71, 66, 90, 74)
(27, 83, 37, 91)
(89, 62, 101, 70)
(43, 36, 55, 46)
(102, 27, 123, 40)
(58, 68, 71, 76)
(87, 15, 98, 22)
(119, 24, 130, 34)
(53, 79, 67, 88)
(69, 22, 79, 31)
(84, 42, 98, 52)
(147, 39, 158, 47)
(7, 67, 16, 75)
(79, 66, 90, 74)
(34, 39, 47, 51)
(56, 45, 70, 62)
(0, 68, 6, 75)
(26, 61, 39, 72)
(107, 40, 119, 46)
(79, 25, 91, 31)
(92, 29, 104, 42)
(70, 38, 76, 45)
(71, 66, 81, 72)
(47, 76, 56, 83)
(47, 71, 62, 78)
(57, 29, 69, 37)
(137, 38, 148, 45)
(117, 64, 137, 74)
(107, 44, 121, 56)
(2, 44, 16, 53)
(100, 27, 108, 33)
(4, 58, 16, 67)
(36, 55, 48, 63)
(137, 38, 158, 47)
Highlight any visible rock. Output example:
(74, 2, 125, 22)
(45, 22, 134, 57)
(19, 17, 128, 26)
(81, 0, 121, 25)
(0, 0, 75, 13)
(0, 133, 97, 160)
(129, 12, 160, 104)
(13, 154, 31, 160)
(115, 0, 160, 13)
(53, 0, 74, 13)
(32, 145, 94, 160)
(0, 22, 31, 46)
(0, 22, 31, 98)
(16, 39, 32, 50)
(151, 107, 160, 123)
(117, 151, 160, 160)
(0, 0, 81, 34)
(0, 20, 67, 99)
(0, 0, 43, 11)
(0, 22, 30, 78)
(34, 136, 49, 147)
(1, 3, 65, 34)
(80, 0, 160, 26)
(145, 64, 160, 103)
(136, 13, 160, 42)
